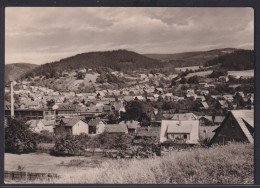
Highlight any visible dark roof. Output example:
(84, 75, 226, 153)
(212, 110, 254, 144)
(136, 127, 160, 137)
(61, 117, 85, 127)
(57, 103, 77, 111)
(105, 124, 128, 133)
(88, 118, 104, 127)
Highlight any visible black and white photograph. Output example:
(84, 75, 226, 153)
(4, 7, 254, 184)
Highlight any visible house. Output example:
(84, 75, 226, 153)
(56, 103, 77, 118)
(160, 120, 199, 144)
(104, 124, 128, 134)
(26, 119, 55, 133)
(172, 113, 198, 121)
(88, 118, 106, 135)
(55, 118, 88, 136)
(43, 110, 56, 121)
(135, 126, 160, 139)
(119, 120, 140, 134)
(210, 110, 254, 144)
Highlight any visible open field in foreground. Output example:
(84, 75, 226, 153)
(5, 143, 253, 184)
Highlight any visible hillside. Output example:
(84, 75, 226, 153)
(24, 50, 167, 78)
(5, 63, 38, 83)
(144, 48, 236, 67)
(204, 49, 254, 70)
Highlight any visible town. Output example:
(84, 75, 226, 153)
(4, 57, 254, 152)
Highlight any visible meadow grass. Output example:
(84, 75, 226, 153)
(26, 143, 254, 184)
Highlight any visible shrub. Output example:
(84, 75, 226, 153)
(50, 135, 86, 156)
(5, 118, 37, 153)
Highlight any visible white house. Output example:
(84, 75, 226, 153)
(55, 118, 89, 135)
(160, 120, 199, 144)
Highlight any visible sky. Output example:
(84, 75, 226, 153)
(5, 7, 254, 65)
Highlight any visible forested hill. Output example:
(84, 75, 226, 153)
(144, 48, 236, 67)
(204, 49, 254, 70)
(24, 50, 167, 77)
(5, 63, 38, 83)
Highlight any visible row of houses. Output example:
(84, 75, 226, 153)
(25, 110, 254, 145)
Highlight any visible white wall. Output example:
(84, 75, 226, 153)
(72, 121, 89, 135)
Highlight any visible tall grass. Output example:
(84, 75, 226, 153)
(16, 143, 254, 184)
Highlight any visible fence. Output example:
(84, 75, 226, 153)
(4, 170, 60, 182)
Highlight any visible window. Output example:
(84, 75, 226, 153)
(184, 134, 187, 139)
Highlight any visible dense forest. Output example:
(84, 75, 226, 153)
(204, 49, 254, 70)
(23, 50, 170, 78)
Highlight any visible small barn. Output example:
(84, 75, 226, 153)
(55, 118, 88, 136)
(210, 110, 254, 145)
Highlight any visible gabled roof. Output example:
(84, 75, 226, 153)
(136, 127, 160, 137)
(105, 124, 128, 133)
(61, 117, 85, 127)
(163, 120, 198, 134)
(119, 120, 140, 129)
(57, 103, 77, 111)
(172, 113, 198, 120)
(88, 118, 105, 127)
(213, 110, 254, 143)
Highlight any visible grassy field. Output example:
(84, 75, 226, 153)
(5, 143, 253, 184)
(228, 69, 254, 78)
(186, 70, 213, 78)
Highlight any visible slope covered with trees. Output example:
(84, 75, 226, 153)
(24, 50, 167, 78)
(204, 49, 254, 70)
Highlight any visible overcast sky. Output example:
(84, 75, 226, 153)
(5, 7, 254, 65)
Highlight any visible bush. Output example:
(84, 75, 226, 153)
(5, 118, 37, 153)
(50, 135, 86, 156)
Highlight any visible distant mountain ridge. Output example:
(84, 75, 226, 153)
(5, 63, 38, 83)
(23, 49, 169, 78)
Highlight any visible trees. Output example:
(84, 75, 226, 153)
(5, 118, 37, 153)
(187, 76, 199, 84)
(47, 99, 55, 109)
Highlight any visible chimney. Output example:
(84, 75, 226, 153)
(10, 81, 14, 118)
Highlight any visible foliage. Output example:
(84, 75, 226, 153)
(39, 143, 253, 184)
(98, 133, 134, 150)
(209, 69, 227, 78)
(51, 135, 86, 156)
(205, 49, 254, 70)
(5, 118, 37, 153)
